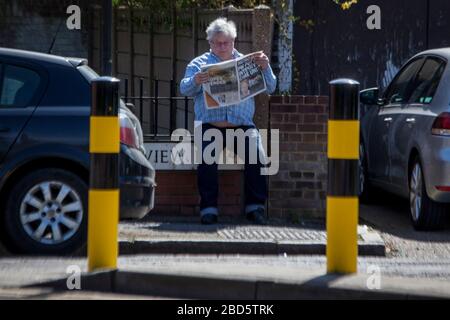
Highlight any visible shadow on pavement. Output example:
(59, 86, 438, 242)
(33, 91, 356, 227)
(139, 214, 326, 233)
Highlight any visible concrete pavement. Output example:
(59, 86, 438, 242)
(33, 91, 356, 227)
(1, 255, 450, 299)
(117, 217, 385, 256)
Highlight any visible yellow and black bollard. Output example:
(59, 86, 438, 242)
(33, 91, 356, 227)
(88, 77, 121, 272)
(326, 79, 360, 274)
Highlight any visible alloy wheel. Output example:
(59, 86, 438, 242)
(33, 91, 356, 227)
(410, 163, 423, 222)
(19, 181, 83, 245)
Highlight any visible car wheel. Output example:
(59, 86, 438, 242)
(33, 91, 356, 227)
(409, 158, 447, 231)
(359, 143, 373, 203)
(1, 168, 87, 255)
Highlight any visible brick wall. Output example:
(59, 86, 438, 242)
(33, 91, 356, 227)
(269, 95, 329, 220)
(154, 171, 243, 217)
(0, 0, 89, 58)
(151, 96, 330, 220)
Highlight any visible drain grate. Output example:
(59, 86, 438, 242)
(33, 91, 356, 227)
(217, 227, 327, 242)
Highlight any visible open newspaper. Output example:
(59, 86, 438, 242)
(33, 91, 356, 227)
(201, 51, 267, 108)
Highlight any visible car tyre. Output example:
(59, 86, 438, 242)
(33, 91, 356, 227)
(1, 168, 87, 255)
(409, 157, 447, 231)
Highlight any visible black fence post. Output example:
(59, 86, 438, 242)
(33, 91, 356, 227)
(149, 78, 154, 136)
(170, 79, 176, 134)
(124, 78, 128, 103)
(139, 78, 144, 123)
(101, 0, 113, 76)
(154, 79, 159, 137)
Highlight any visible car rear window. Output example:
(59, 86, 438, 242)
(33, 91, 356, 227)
(77, 65, 99, 83)
(384, 58, 424, 104)
(77, 65, 127, 109)
(408, 57, 446, 104)
(0, 64, 41, 107)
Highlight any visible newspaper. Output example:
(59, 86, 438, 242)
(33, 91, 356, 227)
(201, 51, 267, 108)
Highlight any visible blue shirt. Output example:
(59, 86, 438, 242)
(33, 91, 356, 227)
(180, 49, 277, 126)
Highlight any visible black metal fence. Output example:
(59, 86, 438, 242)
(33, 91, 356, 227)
(121, 78, 194, 141)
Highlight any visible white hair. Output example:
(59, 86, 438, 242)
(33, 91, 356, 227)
(206, 18, 237, 41)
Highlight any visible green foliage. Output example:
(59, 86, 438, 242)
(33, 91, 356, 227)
(332, 0, 358, 10)
(113, 0, 358, 11)
(113, 0, 271, 10)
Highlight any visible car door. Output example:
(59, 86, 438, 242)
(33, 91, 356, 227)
(390, 56, 446, 191)
(0, 61, 46, 163)
(368, 57, 425, 185)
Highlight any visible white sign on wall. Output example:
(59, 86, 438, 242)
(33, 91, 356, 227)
(144, 143, 244, 171)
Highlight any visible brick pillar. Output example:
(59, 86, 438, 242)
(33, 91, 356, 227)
(252, 5, 274, 130)
(269, 95, 329, 221)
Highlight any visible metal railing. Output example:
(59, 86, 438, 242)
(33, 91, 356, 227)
(121, 78, 194, 140)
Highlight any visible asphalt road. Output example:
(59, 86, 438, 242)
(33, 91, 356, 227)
(359, 189, 450, 260)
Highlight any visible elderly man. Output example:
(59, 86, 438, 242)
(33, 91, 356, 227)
(180, 18, 277, 225)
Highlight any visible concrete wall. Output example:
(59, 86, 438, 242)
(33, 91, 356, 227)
(0, 0, 89, 58)
(293, 0, 450, 95)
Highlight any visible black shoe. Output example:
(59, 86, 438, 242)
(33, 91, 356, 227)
(201, 214, 218, 225)
(246, 208, 267, 225)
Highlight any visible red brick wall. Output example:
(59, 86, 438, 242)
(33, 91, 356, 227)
(154, 171, 243, 216)
(269, 96, 329, 220)
(151, 95, 329, 221)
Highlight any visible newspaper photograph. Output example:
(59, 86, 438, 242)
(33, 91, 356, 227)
(201, 52, 267, 108)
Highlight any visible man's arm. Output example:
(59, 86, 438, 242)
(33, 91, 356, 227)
(263, 65, 277, 95)
(180, 61, 203, 97)
(253, 52, 277, 94)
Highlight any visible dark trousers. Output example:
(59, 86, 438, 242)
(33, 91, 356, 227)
(197, 123, 267, 216)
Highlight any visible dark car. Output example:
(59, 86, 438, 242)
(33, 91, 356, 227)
(0, 48, 156, 254)
(359, 48, 450, 231)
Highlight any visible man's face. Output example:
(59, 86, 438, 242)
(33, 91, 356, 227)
(209, 32, 235, 61)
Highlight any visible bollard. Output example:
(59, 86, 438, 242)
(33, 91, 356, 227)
(88, 77, 121, 272)
(327, 79, 360, 274)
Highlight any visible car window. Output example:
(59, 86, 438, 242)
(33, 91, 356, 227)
(384, 58, 424, 105)
(408, 57, 446, 104)
(0, 64, 41, 107)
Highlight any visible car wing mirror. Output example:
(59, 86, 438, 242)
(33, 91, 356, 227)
(360, 87, 380, 105)
(125, 102, 136, 113)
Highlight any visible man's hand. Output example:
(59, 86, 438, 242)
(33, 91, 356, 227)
(252, 52, 270, 70)
(194, 71, 210, 85)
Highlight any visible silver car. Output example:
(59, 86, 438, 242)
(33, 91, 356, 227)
(360, 48, 450, 231)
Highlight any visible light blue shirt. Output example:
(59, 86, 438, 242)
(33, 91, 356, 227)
(180, 49, 277, 126)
